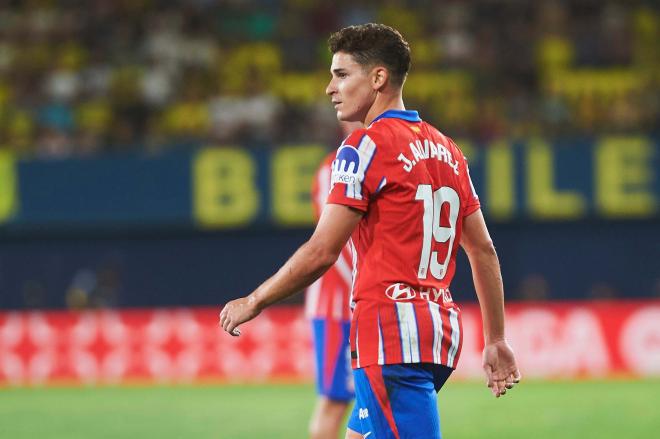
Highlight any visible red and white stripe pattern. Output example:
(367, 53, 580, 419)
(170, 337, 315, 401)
(351, 301, 462, 370)
(304, 251, 352, 320)
(325, 118, 481, 372)
(305, 152, 353, 321)
(348, 238, 358, 311)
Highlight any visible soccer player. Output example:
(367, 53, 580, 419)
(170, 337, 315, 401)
(306, 129, 358, 438)
(220, 23, 521, 439)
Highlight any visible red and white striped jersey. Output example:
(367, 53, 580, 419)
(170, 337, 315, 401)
(304, 153, 353, 321)
(326, 110, 480, 370)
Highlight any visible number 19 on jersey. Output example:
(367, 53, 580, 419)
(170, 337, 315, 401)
(415, 185, 460, 280)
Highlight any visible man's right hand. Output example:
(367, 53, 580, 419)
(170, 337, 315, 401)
(219, 295, 261, 337)
(482, 339, 521, 398)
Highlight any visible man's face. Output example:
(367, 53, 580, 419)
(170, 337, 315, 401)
(326, 52, 376, 123)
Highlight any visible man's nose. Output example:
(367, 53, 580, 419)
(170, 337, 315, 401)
(326, 80, 335, 96)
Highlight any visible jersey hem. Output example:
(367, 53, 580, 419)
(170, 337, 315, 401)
(351, 359, 458, 371)
(326, 199, 368, 213)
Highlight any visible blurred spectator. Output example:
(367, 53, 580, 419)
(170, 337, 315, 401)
(91, 261, 121, 308)
(588, 282, 619, 300)
(0, 1, 655, 155)
(66, 269, 96, 310)
(65, 259, 122, 310)
(516, 274, 550, 301)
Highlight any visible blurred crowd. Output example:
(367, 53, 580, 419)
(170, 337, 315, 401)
(0, 0, 657, 158)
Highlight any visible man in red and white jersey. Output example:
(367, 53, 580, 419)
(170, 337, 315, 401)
(221, 23, 520, 439)
(306, 121, 361, 439)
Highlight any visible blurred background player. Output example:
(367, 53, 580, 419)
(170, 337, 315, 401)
(306, 121, 361, 439)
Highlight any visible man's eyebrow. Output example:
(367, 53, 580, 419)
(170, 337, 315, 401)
(331, 68, 347, 74)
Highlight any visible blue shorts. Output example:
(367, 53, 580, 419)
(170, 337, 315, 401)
(347, 363, 453, 439)
(311, 318, 354, 401)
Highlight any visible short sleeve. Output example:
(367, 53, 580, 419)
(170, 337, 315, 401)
(326, 128, 385, 212)
(445, 138, 480, 217)
(460, 154, 481, 217)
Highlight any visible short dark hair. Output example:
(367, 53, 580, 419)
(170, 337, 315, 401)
(328, 23, 411, 87)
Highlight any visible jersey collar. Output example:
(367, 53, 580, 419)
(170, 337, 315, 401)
(371, 109, 421, 123)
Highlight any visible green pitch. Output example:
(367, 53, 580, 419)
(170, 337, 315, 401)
(1, 379, 658, 438)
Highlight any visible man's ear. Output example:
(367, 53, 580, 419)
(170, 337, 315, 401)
(372, 67, 389, 91)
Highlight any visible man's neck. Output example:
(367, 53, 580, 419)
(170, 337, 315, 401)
(363, 92, 406, 127)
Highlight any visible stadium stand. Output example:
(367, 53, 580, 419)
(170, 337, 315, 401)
(0, 1, 656, 157)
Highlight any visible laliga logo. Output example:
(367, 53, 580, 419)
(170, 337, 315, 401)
(331, 145, 361, 186)
(385, 283, 417, 301)
(334, 145, 360, 174)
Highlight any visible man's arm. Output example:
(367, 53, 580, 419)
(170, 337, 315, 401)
(220, 203, 362, 336)
(460, 209, 521, 397)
